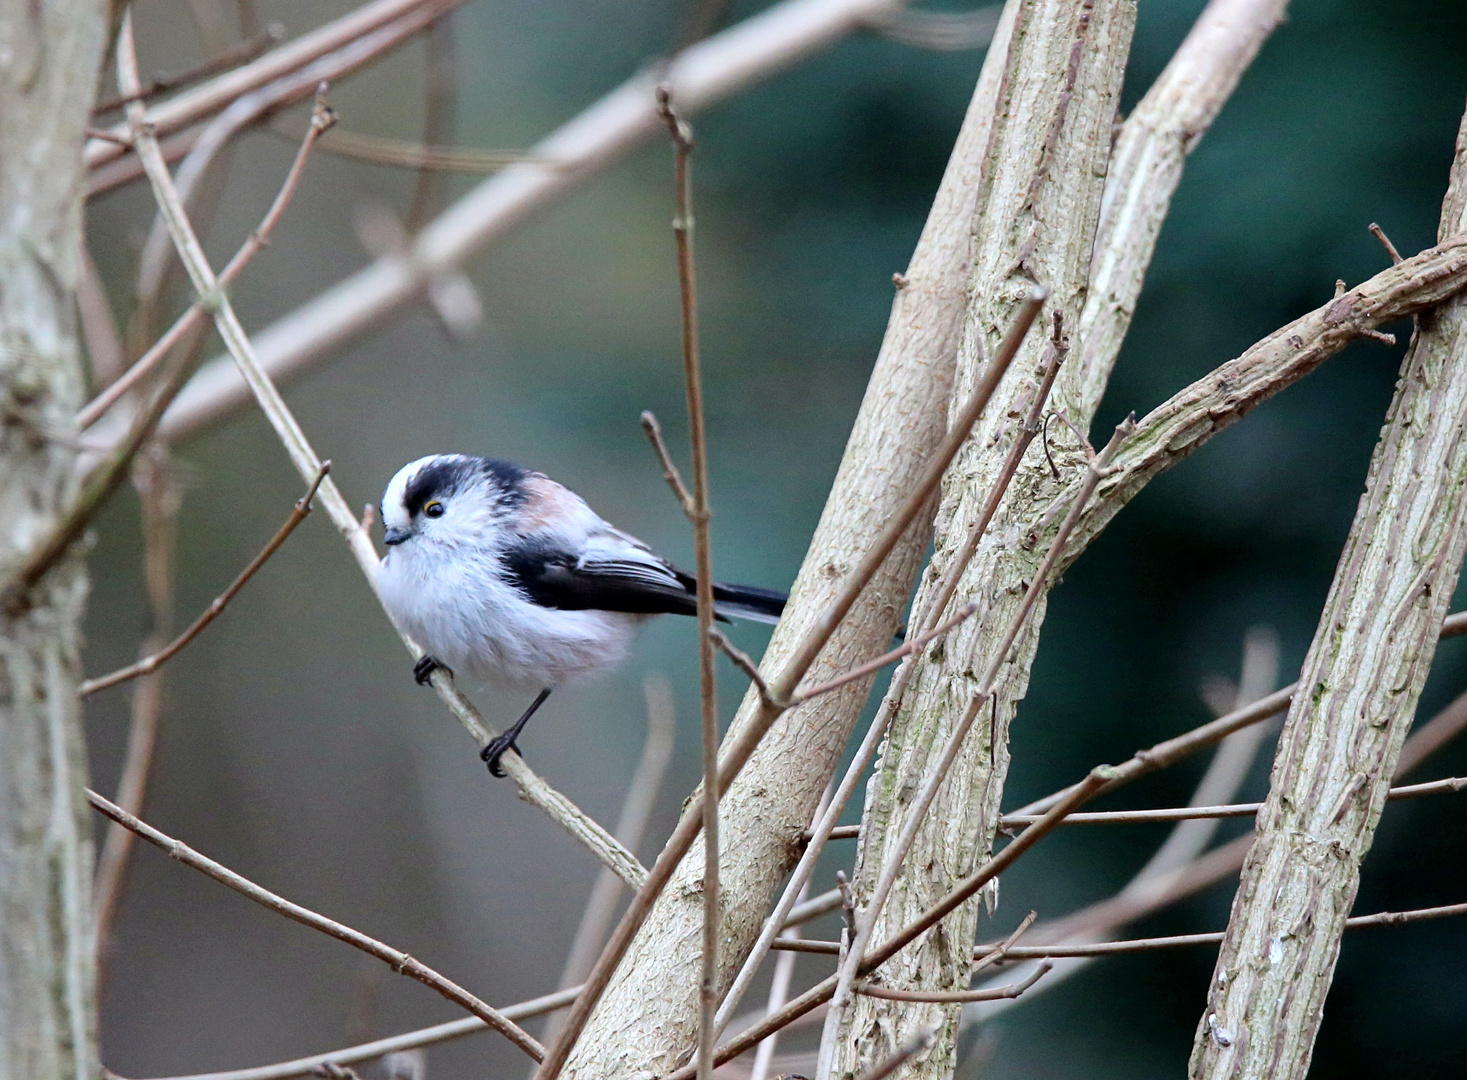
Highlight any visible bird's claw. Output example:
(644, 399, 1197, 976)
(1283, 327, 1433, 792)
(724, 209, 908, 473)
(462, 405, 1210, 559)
(480, 733, 522, 778)
(414, 655, 452, 686)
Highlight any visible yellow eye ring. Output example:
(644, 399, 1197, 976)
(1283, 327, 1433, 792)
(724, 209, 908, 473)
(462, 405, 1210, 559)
(423, 501, 444, 518)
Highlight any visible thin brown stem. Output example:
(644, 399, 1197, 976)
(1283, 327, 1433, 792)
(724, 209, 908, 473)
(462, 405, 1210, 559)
(94, 450, 180, 975)
(855, 960, 1052, 1003)
(640, 410, 695, 514)
(969, 910, 1038, 978)
(544, 677, 675, 1050)
(79, 90, 336, 431)
(655, 83, 720, 1080)
(789, 601, 979, 705)
(86, 788, 544, 1060)
(92, 24, 285, 114)
(80, 463, 330, 697)
(85, 0, 458, 168)
(1369, 221, 1404, 265)
(709, 628, 781, 707)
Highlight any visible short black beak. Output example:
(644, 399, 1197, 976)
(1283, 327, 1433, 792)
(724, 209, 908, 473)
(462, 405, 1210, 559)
(383, 526, 411, 546)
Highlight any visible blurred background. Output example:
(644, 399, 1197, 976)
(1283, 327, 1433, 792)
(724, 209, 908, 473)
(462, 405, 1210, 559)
(83, 1, 1467, 1077)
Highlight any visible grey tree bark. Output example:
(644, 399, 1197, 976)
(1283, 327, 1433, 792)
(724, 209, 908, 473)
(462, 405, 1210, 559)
(824, 2, 1135, 1076)
(555, 16, 1022, 1078)
(0, 2, 109, 1078)
(1189, 101, 1467, 1080)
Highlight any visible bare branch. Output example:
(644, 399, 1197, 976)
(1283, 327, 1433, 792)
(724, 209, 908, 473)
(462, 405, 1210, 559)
(652, 82, 722, 1080)
(1191, 102, 1467, 1080)
(85, 789, 544, 1060)
(856, 961, 1052, 1003)
(80, 89, 336, 430)
(714, 286, 1056, 1038)
(667, 767, 1115, 1080)
(92, 23, 285, 114)
(787, 601, 979, 705)
(640, 410, 695, 516)
(85, 0, 459, 168)
(80, 463, 330, 696)
(1369, 221, 1404, 265)
(132, 0, 914, 446)
(126, 989, 587, 1080)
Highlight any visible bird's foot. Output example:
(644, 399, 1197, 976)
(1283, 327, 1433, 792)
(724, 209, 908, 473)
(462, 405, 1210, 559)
(480, 732, 522, 778)
(414, 655, 452, 686)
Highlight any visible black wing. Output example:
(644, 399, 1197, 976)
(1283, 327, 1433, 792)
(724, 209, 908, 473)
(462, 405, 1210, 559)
(503, 538, 700, 617)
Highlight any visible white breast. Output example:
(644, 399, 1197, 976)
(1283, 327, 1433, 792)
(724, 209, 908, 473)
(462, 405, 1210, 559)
(376, 542, 645, 691)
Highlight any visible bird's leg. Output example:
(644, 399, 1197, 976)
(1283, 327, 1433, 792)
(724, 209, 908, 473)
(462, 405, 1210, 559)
(414, 655, 453, 685)
(481, 687, 552, 777)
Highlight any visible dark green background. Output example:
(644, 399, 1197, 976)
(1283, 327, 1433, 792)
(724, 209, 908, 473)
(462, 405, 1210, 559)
(85, 1, 1467, 1077)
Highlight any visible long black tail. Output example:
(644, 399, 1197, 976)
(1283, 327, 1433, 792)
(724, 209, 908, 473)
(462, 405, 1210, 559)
(711, 581, 787, 625)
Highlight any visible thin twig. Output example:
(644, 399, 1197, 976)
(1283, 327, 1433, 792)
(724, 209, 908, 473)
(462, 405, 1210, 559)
(79, 88, 337, 430)
(712, 297, 1060, 1038)
(94, 450, 180, 976)
(825, 418, 1136, 1034)
(85, 788, 544, 1060)
(710, 627, 782, 707)
(641, 410, 695, 514)
(536, 290, 1048, 1080)
(1369, 221, 1404, 265)
(80, 463, 331, 696)
(406, 9, 456, 231)
(748, 782, 835, 1080)
(855, 961, 1052, 1003)
(969, 910, 1038, 978)
(655, 82, 720, 1080)
(122, 988, 586, 1080)
(92, 24, 285, 114)
(788, 601, 979, 705)
(1011, 609, 1467, 819)
(268, 118, 537, 172)
(667, 768, 1115, 1080)
(86, 0, 460, 168)
(113, 12, 646, 891)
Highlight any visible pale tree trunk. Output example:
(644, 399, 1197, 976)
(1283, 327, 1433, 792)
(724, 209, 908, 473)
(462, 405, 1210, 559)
(0, 2, 109, 1078)
(1189, 100, 1467, 1080)
(824, 1, 1135, 1076)
(556, 19, 1024, 1078)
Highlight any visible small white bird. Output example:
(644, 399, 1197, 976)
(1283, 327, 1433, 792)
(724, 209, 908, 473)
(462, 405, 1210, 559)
(376, 454, 787, 775)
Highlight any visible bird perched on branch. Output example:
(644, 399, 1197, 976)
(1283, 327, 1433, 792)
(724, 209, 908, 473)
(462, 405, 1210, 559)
(376, 454, 787, 776)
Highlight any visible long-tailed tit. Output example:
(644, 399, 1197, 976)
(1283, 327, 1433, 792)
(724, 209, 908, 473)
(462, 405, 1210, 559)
(376, 454, 787, 775)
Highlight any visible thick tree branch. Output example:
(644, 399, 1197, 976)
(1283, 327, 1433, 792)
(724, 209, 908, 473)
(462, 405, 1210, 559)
(1189, 101, 1467, 1080)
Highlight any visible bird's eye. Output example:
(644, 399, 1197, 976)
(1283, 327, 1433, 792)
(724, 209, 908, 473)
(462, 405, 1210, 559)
(423, 501, 445, 518)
